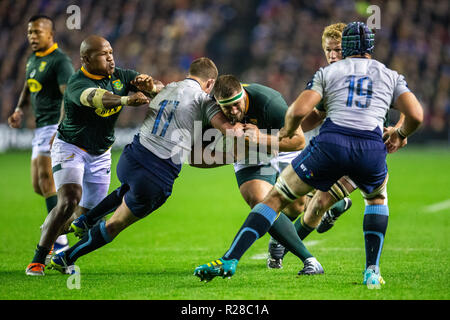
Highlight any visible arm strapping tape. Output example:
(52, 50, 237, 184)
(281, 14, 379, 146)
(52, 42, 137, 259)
(80, 88, 108, 109)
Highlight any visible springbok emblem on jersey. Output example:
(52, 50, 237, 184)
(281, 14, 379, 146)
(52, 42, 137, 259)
(39, 61, 47, 72)
(112, 79, 123, 91)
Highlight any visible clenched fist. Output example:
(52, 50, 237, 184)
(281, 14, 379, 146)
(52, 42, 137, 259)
(8, 109, 24, 128)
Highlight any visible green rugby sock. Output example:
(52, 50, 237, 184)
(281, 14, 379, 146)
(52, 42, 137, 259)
(45, 194, 57, 214)
(294, 216, 315, 240)
(269, 213, 313, 262)
(32, 245, 51, 264)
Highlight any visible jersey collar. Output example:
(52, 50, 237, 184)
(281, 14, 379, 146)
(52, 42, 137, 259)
(81, 66, 111, 80)
(35, 43, 58, 57)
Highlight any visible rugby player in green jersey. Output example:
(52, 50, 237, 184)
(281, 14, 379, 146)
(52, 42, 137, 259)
(25, 35, 159, 276)
(8, 15, 74, 256)
(193, 74, 324, 275)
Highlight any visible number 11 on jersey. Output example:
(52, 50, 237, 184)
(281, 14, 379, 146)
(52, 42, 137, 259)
(151, 99, 180, 137)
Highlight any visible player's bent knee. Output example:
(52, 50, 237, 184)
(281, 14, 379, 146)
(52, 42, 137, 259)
(283, 196, 306, 218)
(57, 197, 79, 217)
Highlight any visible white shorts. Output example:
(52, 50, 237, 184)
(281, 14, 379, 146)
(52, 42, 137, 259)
(270, 151, 302, 174)
(51, 136, 111, 209)
(31, 124, 58, 160)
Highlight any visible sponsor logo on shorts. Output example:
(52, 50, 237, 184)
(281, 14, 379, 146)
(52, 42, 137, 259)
(300, 163, 314, 179)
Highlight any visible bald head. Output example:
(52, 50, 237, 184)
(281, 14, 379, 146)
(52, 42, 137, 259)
(80, 35, 115, 77)
(80, 35, 108, 56)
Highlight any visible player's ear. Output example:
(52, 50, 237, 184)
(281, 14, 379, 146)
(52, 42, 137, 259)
(81, 54, 89, 65)
(206, 79, 215, 92)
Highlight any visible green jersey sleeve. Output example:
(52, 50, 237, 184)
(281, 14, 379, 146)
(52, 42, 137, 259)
(266, 94, 288, 130)
(65, 76, 96, 107)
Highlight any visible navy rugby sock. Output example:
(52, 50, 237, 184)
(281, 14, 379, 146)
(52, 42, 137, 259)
(84, 186, 128, 226)
(64, 221, 112, 265)
(223, 203, 278, 261)
(363, 205, 389, 269)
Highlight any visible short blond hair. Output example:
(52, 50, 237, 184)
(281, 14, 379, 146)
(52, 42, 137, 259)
(321, 23, 346, 48)
(188, 57, 218, 81)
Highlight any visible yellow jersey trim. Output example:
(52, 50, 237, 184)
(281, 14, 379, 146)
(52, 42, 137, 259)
(81, 66, 111, 80)
(35, 43, 58, 57)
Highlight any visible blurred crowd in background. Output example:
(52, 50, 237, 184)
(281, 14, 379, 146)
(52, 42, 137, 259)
(0, 0, 448, 142)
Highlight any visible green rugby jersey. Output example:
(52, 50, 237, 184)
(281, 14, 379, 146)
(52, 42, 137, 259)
(242, 83, 288, 131)
(58, 66, 139, 155)
(25, 43, 74, 127)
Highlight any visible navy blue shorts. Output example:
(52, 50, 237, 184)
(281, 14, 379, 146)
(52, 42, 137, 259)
(116, 135, 181, 218)
(291, 119, 387, 195)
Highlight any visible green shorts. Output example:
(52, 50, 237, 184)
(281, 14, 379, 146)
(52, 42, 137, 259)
(235, 164, 277, 187)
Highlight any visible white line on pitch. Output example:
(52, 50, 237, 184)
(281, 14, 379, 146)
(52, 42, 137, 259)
(423, 199, 450, 213)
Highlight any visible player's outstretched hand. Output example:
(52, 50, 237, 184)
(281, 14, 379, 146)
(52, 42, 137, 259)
(131, 74, 155, 93)
(8, 110, 23, 128)
(127, 92, 150, 106)
(383, 126, 407, 153)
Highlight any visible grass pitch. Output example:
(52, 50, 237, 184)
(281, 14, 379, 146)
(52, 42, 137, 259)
(0, 147, 449, 300)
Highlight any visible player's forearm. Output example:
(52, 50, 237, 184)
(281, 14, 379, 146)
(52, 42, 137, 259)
(285, 90, 322, 135)
(279, 134, 305, 152)
(15, 84, 30, 112)
(395, 92, 423, 138)
(397, 115, 422, 139)
(393, 113, 405, 129)
(284, 106, 303, 136)
(301, 109, 325, 132)
(101, 92, 129, 108)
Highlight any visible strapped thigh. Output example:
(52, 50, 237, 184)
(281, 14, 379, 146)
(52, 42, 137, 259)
(274, 176, 302, 202)
(328, 178, 351, 202)
(360, 174, 389, 205)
